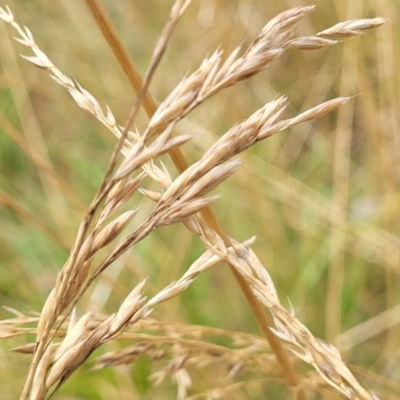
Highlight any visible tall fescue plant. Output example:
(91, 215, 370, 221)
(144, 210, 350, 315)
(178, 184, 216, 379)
(0, 0, 398, 399)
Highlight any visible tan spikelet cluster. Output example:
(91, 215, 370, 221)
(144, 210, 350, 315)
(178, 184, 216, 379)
(0, 2, 389, 400)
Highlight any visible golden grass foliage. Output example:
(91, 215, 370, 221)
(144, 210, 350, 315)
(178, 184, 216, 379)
(0, 1, 398, 399)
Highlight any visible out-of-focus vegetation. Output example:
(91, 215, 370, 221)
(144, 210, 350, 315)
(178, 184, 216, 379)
(0, 0, 399, 398)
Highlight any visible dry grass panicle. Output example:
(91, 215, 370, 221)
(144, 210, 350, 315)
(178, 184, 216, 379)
(0, 1, 398, 399)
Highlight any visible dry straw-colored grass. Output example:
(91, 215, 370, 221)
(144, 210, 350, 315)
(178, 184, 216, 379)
(0, 1, 397, 399)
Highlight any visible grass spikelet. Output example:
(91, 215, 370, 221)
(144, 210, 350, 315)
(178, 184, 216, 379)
(0, 2, 394, 400)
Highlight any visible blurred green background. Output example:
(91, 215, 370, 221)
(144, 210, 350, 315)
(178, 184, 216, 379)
(0, 0, 399, 398)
